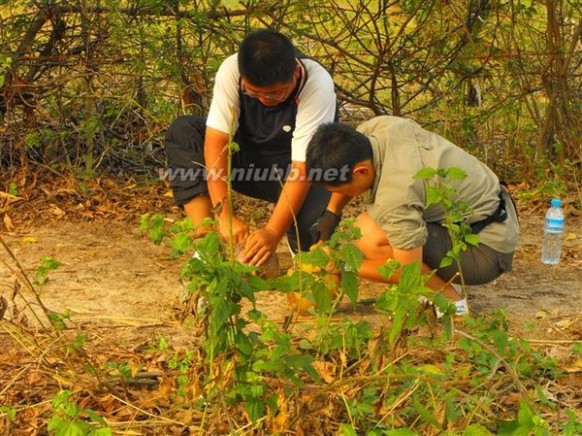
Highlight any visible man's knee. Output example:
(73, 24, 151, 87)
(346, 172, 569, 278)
(165, 115, 206, 154)
(355, 236, 392, 260)
(355, 212, 390, 257)
(167, 115, 205, 135)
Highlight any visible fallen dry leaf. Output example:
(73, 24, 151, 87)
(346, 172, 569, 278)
(560, 359, 582, 373)
(272, 390, 290, 432)
(564, 232, 578, 241)
(48, 203, 66, 217)
(3, 213, 14, 231)
(556, 373, 582, 390)
(312, 360, 335, 384)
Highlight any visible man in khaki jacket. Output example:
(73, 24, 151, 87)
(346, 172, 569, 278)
(306, 116, 520, 316)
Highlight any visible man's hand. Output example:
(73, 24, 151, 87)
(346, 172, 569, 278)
(239, 228, 279, 266)
(310, 210, 342, 242)
(217, 215, 249, 246)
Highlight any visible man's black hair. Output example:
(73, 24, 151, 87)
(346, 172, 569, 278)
(306, 123, 372, 186)
(238, 29, 297, 86)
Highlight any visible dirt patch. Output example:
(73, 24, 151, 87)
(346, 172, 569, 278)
(1, 198, 581, 341)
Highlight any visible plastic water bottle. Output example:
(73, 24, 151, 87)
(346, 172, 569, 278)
(541, 198, 564, 265)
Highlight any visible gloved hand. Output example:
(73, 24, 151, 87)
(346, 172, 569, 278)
(310, 210, 341, 242)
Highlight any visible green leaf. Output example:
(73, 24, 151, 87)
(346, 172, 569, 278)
(414, 167, 438, 179)
(194, 232, 222, 262)
(47, 415, 64, 432)
(244, 274, 270, 294)
(0, 405, 16, 421)
(83, 408, 107, 426)
(286, 353, 319, 382)
(39, 256, 62, 272)
(235, 330, 253, 356)
(271, 273, 300, 292)
(149, 228, 164, 245)
(424, 187, 438, 205)
(388, 307, 405, 345)
(47, 310, 70, 330)
(228, 140, 240, 153)
(377, 259, 399, 280)
(8, 181, 18, 195)
(442, 314, 453, 339)
(563, 408, 582, 435)
(464, 233, 480, 246)
(299, 247, 330, 268)
(342, 243, 364, 271)
(517, 400, 534, 427)
(51, 420, 90, 436)
(245, 399, 266, 422)
(447, 167, 468, 180)
(341, 271, 359, 303)
(337, 424, 358, 436)
(312, 282, 332, 314)
(250, 382, 266, 398)
(209, 300, 235, 332)
(398, 262, 421, 292)
(383, 429, 419, 435)
(463, 423, 495, 435)
(412, 399, 442, 429)
(439, 256, 453, 268)
(375, 288, 399, 312)
(170, 233, 192, 254)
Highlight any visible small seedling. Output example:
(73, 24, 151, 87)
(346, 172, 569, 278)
(48, 390, 111, 435)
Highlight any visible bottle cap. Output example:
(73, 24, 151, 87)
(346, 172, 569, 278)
(550, 198, 562, 207)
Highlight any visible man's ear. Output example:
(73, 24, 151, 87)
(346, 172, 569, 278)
(294, 64, 301, 79)
(352, 162, 372, 177)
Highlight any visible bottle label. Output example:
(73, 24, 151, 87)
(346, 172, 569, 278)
(545, 217, 564, 231)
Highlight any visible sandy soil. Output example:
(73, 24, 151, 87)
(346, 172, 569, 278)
(1, 201, 581, 343)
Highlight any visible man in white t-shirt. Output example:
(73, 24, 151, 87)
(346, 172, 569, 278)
(165, 29, 338, 266)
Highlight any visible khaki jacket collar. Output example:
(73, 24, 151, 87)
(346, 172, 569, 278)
(361, 135, 383, 204)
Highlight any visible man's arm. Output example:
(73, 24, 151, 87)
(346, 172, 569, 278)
(327, 192, 352, 214)
(204, 126, 249, 244)
(267, 160, 311, 239)
(241, 161, 311, 264)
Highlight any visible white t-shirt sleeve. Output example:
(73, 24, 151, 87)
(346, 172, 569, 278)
(206, 54, 241, 135)
(292, 60, 336, 162)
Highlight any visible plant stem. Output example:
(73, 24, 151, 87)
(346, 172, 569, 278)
(0, 235, 52, 329)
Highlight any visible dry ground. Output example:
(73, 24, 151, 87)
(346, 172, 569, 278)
(1, 179, 581, 342)
(0, 176, 581, 434)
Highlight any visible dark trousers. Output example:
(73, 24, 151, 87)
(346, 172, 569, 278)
(423, 222, 514, 285)
(164, 115, 331, 252)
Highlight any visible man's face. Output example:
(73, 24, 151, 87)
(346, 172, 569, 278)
(240, 67, 299, 107)
(324, 180, 367, 198)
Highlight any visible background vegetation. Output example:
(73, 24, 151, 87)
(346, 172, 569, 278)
(1, 0, 580, 192)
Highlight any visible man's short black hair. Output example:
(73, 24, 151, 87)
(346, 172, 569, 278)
(238, 29, 297, 86)
(306, 123, 372, 186)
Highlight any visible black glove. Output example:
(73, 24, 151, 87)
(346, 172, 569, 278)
(310, 210, 342, 242)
